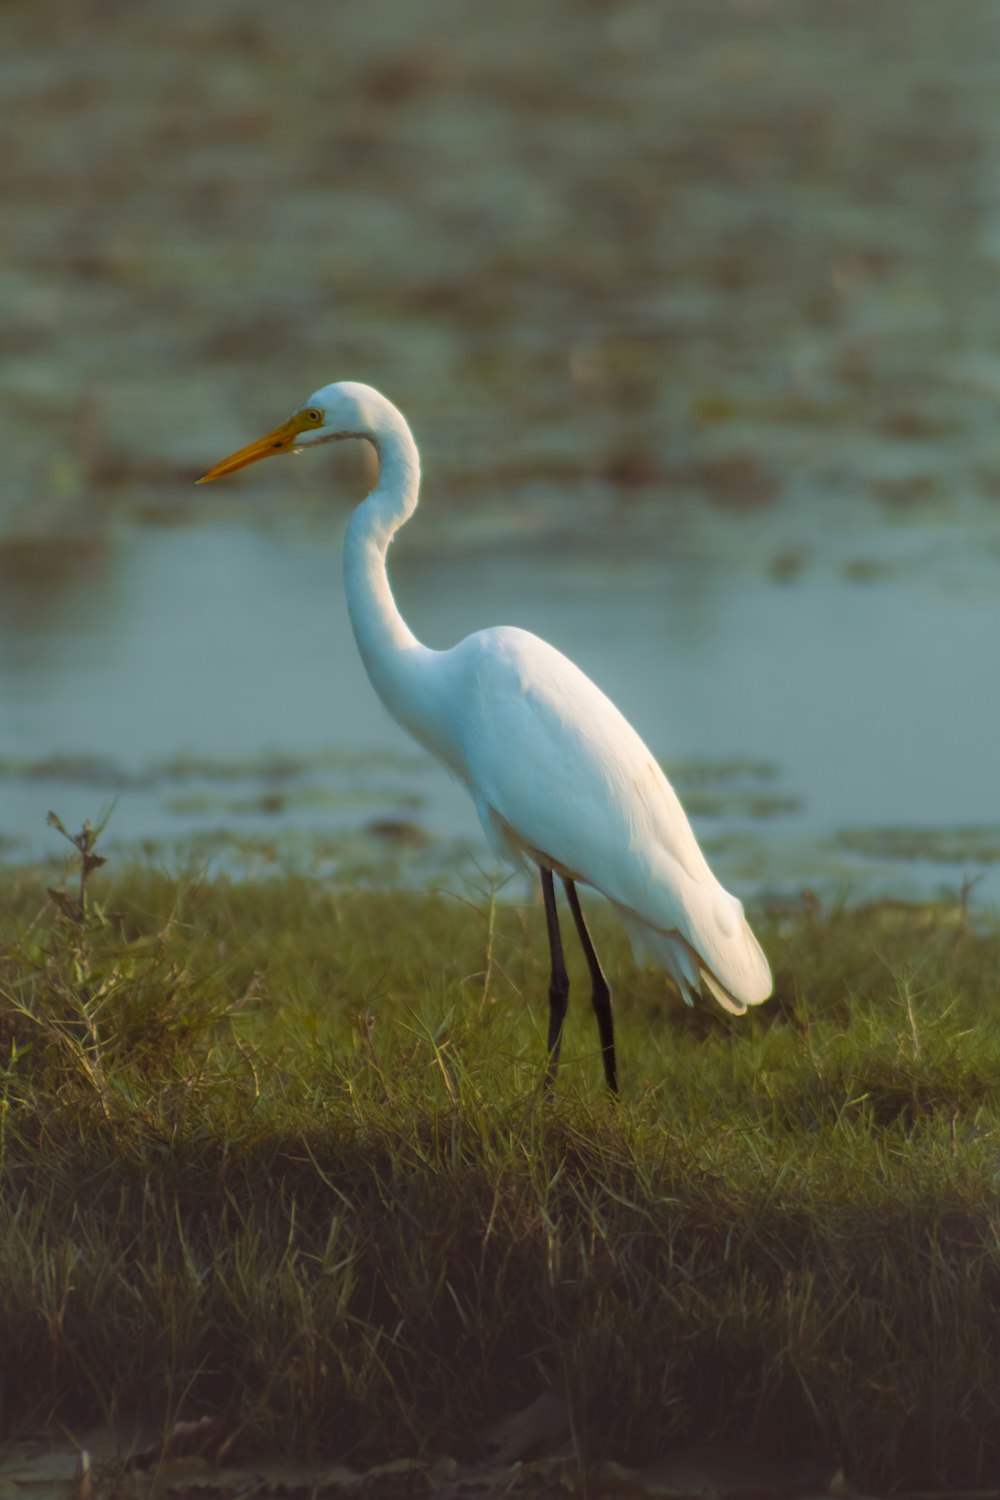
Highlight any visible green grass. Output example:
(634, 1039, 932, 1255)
(2, 833, 1000, 1489)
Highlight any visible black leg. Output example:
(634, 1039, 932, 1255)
(564, 879, 618, 1094)
(541, 866, 569, 1089)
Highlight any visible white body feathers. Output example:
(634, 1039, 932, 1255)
(325, 382, 771, 1017)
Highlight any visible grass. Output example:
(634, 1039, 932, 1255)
(2, 825, 1000, 1490)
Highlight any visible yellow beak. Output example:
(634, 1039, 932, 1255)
(197, 412, 313, 483)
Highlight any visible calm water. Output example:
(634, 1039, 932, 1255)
(2, 516, 998, 905)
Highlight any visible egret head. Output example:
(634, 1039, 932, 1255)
(197, 381, 387, 483)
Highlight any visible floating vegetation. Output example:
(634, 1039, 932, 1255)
(0, 754, 150, 790)
(365, 817, 430, 847)
(664, 759, 798, 820)
(667, 757, 780, 787)
(684, 790, 801, 821)
(0, 747, 428, 789)
(840, 556, 892, 582)
(836, 825, 1000, 866)
(164, 785, 423, 818)
(768, 548, 810, 582)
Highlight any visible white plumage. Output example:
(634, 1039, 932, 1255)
(200, 380, 772, 1088)
(452, 625, 771, 1014)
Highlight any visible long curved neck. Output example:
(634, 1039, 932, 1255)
(343, 407, 422, 661)
(342, 407, 449, 761)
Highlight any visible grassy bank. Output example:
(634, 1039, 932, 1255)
(2, 838, 1000, 1490)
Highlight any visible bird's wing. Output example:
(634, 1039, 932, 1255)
(452, 627, 770, 1006)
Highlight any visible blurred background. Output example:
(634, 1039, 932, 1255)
(3, 0, 1000, 901)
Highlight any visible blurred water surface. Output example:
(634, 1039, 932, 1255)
(2, 506, 999, 902)
(4, 0, 1000, 899)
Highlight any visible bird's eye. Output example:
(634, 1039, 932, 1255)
(305, 408, 323, 423)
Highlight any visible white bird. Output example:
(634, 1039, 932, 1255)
(199, 381, 772, 1092)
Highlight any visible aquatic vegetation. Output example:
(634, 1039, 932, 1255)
(0, 747, 427, 789)
(836, 824, 1000, 865)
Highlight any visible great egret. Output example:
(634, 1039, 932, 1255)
(199, 381, 772, 1092)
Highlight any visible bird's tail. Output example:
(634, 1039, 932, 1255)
(616, 907, 772, 1015)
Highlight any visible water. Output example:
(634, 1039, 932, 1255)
(2, 515, 999, 905)
(6, 0, 1000, 904)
